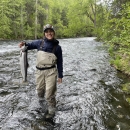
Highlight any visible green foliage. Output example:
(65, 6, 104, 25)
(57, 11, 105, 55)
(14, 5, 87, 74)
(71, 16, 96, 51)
(111, 55, 122, 69)
(97, 1, 130, 76)
(0, 0, 97, 39)
(0, 0, 129, 41)
(25, 24, 35, 39)
(0, 15, 11, 39)
(101, 2, 130, 43)
(126, 98, 130, 104)
(121, 83, 130, 104)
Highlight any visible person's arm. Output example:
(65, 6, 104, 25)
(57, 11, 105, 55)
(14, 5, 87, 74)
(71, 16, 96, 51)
(56, 46, 63, 84)
(19, 40, 42, 50)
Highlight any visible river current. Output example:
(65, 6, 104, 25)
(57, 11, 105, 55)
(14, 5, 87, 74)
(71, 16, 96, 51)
(0, 37, 130, 130)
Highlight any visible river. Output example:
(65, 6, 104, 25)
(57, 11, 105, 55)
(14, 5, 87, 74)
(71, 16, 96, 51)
(0, 37, 130, 130)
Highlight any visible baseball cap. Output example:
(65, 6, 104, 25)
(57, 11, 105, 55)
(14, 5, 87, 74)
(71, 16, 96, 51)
(43, 24, 55, 32)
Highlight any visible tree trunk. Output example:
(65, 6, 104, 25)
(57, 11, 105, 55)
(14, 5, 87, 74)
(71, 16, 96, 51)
(35, 0, 38, 39)
(20, 4, 24, 39)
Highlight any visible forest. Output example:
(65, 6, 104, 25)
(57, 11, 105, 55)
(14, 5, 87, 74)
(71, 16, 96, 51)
(0, 0, 129, 40)
(0, 0, 130, 101)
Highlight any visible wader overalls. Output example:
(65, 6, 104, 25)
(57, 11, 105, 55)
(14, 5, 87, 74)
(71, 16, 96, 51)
(35, 40, 57, 114)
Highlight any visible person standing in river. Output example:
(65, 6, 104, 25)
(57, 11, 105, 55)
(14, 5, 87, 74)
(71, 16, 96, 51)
(19, 24, 63, 118)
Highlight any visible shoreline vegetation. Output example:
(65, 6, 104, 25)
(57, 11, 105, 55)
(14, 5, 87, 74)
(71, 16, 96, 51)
(0, 0, 130, 103)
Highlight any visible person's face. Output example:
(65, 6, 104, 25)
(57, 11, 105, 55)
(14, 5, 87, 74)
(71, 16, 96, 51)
(44, 29, 55, 40)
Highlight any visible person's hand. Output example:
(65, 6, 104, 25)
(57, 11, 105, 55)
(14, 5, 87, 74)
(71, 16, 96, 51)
(57, 78, 62, 84)
(19, 41, 26, 48)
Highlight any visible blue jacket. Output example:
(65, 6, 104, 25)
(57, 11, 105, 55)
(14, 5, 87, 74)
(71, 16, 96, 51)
(26, 38, 63, 78)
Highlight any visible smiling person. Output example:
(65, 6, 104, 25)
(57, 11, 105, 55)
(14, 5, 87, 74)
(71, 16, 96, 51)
(19, 24, 63, 118)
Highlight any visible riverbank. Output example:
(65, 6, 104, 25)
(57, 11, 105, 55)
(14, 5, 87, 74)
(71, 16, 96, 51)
(95, 36, 130, 104)
(111, 51, 130, 104)
(103, 41, 130, 104)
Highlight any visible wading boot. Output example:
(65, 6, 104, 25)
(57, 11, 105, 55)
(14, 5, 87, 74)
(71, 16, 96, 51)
(45, 107, 56, 119)
(39, 98, 45, 107)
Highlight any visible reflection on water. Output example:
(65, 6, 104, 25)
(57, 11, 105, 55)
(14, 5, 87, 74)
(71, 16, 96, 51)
(0, 38, 130, 130)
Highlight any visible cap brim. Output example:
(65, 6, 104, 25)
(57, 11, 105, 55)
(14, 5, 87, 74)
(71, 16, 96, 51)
(44, 28, 55, 32)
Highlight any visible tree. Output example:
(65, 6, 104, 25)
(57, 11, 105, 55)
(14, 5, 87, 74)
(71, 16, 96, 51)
(0, 0, 11, 39)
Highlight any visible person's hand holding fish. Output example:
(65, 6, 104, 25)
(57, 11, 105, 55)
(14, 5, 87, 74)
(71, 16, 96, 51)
(19, 41, 26, 48)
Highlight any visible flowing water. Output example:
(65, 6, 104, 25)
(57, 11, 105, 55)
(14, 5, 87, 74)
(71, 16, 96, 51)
(0, 37, 130, 130)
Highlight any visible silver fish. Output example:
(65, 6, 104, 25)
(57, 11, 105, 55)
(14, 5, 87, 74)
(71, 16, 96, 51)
(20, 46, 28, 82)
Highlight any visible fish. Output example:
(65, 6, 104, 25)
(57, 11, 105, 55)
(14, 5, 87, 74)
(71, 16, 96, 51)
(20, 45, 29, 82)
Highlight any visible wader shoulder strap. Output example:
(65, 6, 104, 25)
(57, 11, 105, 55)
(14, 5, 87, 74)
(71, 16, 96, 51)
(39, 39, 44, 50)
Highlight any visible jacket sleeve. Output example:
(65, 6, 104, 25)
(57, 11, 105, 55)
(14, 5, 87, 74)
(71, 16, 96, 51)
(56, 46, 63, 78)
(26, 40, 41, 50)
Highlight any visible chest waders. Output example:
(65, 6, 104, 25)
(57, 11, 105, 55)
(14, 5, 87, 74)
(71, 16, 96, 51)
(35, 40, 57, 117)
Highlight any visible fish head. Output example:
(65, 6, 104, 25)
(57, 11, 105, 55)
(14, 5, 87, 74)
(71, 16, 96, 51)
(21, 46, 28, 52)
